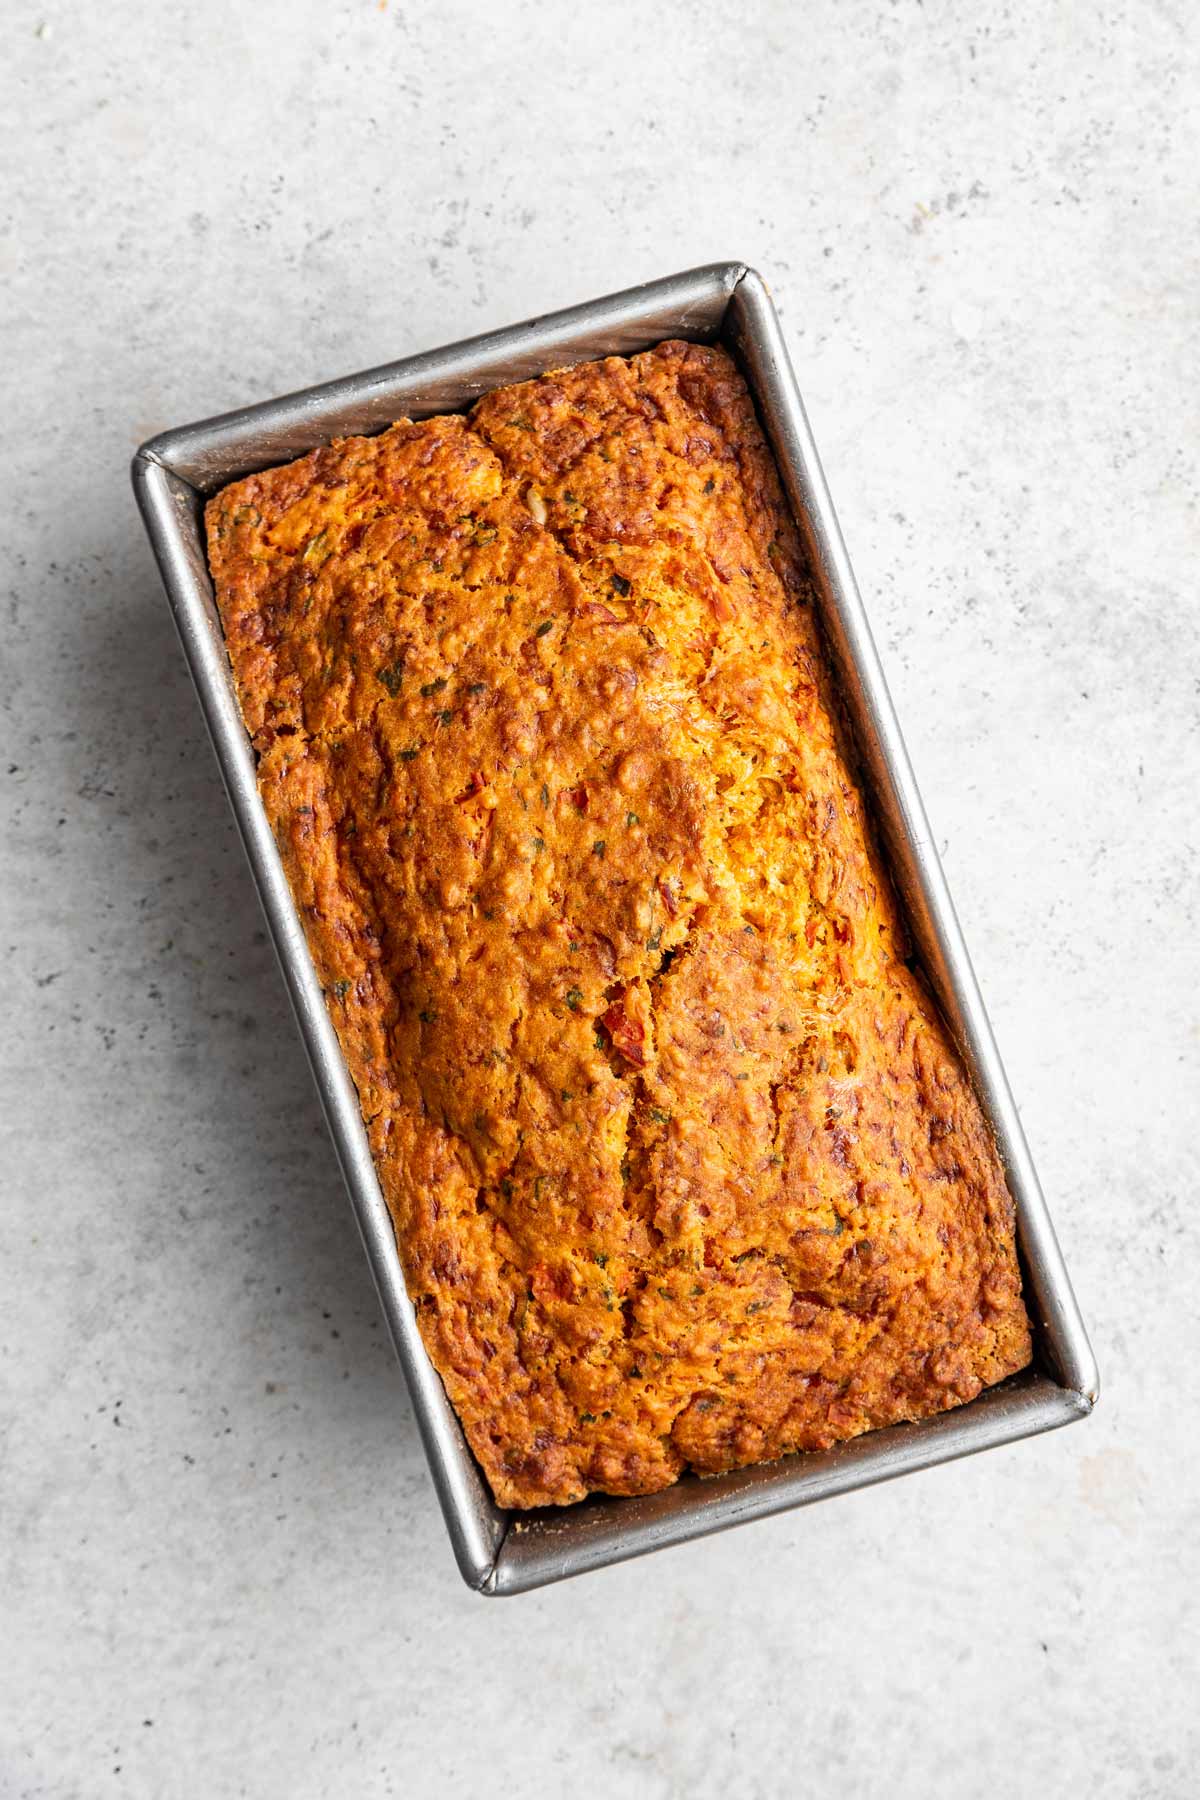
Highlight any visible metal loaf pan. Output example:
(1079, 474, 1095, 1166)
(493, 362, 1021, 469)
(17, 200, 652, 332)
(132, 263, 1098, 1595)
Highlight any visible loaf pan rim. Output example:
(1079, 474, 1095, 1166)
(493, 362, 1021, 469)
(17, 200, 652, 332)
(131, 260, 1097, 1596)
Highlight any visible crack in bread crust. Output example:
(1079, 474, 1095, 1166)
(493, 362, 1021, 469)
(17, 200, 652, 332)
(205, 341, 1031, 1508)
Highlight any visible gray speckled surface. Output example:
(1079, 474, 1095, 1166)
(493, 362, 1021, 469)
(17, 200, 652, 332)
(3, 1, 1197, 1794)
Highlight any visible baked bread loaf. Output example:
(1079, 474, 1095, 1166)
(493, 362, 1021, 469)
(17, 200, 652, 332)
(205, 340, 1031, 1508)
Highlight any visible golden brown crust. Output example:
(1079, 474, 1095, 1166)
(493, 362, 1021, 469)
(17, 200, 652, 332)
(205, 341, 1031, 1508)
